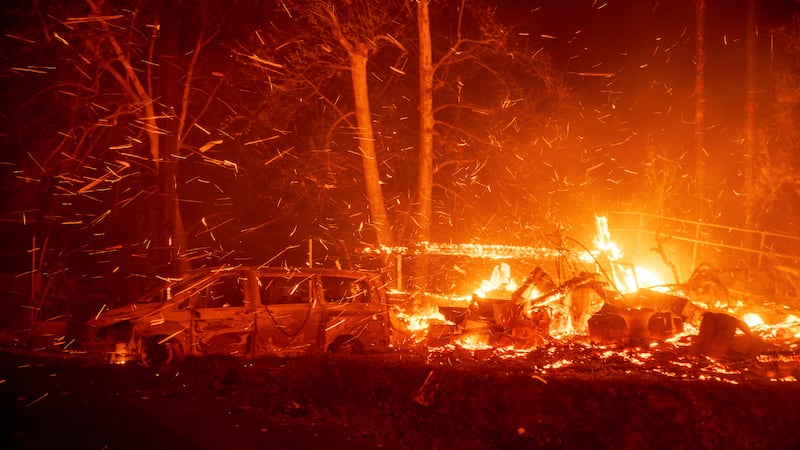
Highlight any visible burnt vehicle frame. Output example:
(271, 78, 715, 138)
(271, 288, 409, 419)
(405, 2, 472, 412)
(428, 266, 694, 348)
(84, 266, 393, 365)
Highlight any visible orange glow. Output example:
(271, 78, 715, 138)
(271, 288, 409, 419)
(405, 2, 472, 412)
(593, 215, 623, 260)
(361, 242, 556, 260)
(742, 313, 764, 328)
(453, 333, 491, 350)
(368, 216, 796, 383)
(593, 215, 664, 293)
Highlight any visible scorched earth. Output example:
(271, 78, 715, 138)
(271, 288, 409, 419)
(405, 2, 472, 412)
(2, 341, 800, 450)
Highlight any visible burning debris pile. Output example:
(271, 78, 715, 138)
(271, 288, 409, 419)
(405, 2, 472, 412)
(387, 217, 800, 382)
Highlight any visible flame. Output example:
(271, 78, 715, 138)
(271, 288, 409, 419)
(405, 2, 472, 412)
(742, 313, 764, 328)
(396, 306, 450, 333)
(631, 267, 661, 289)
(743, 313, 800, 343)
(613, 264, 662, 293)
(473, 262, 518, 298)
(593, 215, 664, 293)
(593, 215, 623, 260)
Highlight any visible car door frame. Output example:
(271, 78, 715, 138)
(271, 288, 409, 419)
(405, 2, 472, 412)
(188, 270, 257, 358)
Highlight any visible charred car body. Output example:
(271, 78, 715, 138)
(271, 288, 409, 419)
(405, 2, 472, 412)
(421, 269, 611, 349)
(84, 266, 393, 365)
(422, 266, 698, 349)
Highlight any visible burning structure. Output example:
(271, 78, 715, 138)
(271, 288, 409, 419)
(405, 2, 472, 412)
(382, 216, 800, 382)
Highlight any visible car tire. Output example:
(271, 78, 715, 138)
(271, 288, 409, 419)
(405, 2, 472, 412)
(142, 336, 184, 368)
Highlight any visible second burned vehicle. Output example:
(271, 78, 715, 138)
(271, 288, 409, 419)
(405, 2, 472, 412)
(84, 266, 393, 366)
(415, 264, 696, 349)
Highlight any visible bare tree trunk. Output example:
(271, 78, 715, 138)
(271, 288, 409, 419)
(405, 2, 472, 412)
(417, 0, 434, 242)
(350, 47, 393, 247)
(158, 0, 190, 276)
(744, 0, 758, 226)
(414, 0, 434, 289)
(693, 0, 707, 216)
(86, 0, 160, 164)
(86, 0, 179, 274)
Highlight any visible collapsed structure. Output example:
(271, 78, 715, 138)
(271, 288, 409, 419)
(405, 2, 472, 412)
(386, 216, 800, 372)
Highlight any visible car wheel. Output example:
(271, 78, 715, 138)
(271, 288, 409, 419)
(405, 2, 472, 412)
(142, 336, 184, 368)
(328, 335, 364, 354)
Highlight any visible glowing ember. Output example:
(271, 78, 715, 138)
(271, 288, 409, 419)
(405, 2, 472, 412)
(361, 242, 556, 259)
(453, 334, 491, 350)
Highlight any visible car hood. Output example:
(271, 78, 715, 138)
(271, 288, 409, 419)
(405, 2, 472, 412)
(88, 302, 165, 328)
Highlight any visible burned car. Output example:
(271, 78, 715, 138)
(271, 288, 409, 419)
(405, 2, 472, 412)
(84, 266, 393, 365)
(418, 269, 611, 349)
(587, 288, 695, 344)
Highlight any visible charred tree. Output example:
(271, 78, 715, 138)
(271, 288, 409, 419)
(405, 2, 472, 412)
(317, 1, 406, 248)
(414, 0, 434, 287)
(692, 0, 707, 217)
(744, 0, 758, 227)
(231, 1, 577, 273)
(242, 0, 407, 248)
(340, 41, 394, 248)
(156, 0, 190, 276)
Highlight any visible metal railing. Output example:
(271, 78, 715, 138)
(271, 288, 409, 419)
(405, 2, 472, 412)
(606, 211, 800, 278)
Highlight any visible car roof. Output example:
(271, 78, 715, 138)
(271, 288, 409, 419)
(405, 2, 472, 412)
(169, 266, 384, 293)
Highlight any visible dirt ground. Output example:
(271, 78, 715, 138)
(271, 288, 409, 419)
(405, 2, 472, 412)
(2, 348, 800, 450)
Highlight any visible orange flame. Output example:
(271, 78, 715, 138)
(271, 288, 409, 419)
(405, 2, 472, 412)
(473, 262, 518, 298)
(395, 306, 451, 333)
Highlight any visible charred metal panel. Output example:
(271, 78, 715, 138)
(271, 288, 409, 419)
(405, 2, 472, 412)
(588, 312, 629, 342)
(193, 310, 254, 356)
(254, 304, 322, 355)
(692, 312, 771, 360)
(588, 307, 683, 344)
(323, 303, 388, 350)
